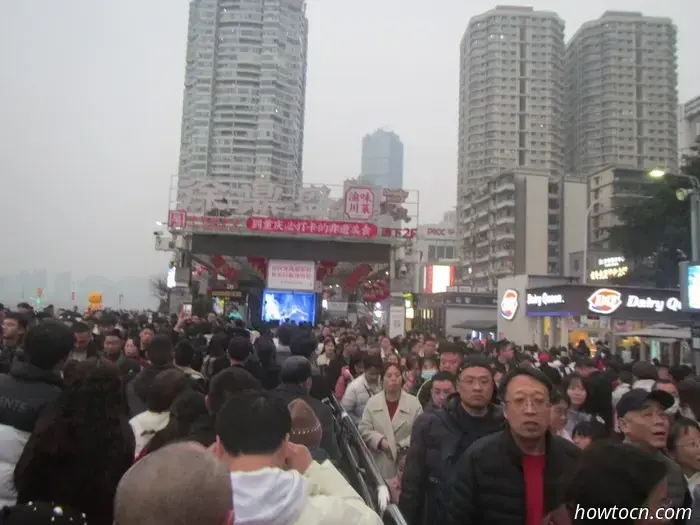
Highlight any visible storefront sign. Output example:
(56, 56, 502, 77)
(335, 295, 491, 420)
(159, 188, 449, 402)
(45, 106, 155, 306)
(589, 256, 629, 281)
(588, 288, 682, 315)
(500, 289, 519, 320)
(266, 260, 316, 291)
(425, 228, 456, 237)
(344, 187, 374, 220)
(525, 284, 686, 321)
(526, 292, 565, 307)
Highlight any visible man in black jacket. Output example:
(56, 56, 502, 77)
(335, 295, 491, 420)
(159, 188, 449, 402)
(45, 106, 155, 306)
(401, 357, 503, 525)
(0, 320, 73, 507)
(275, 356, 340, 462)
(127, 334, 177, 417)
(445, 367, 580, 525)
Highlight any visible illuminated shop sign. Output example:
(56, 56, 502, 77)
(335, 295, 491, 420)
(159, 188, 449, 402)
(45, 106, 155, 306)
(525, 285, 685, 321)
(589, 256, 629, 281)
(500, 289, 519, 320)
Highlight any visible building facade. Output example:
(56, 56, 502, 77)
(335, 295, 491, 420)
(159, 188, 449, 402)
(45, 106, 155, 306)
(587, 165, 663, 251)
(460, 170, 586, 291)
(457, 6, 565, 198)
(359, 129, 404, 189)
(177, 0, 308, 199)
(565, 11, 678, 177)
(679, 95, 700, 163)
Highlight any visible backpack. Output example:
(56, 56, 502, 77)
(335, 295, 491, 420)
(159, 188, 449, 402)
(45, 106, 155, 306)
(432, 413, 471, 523)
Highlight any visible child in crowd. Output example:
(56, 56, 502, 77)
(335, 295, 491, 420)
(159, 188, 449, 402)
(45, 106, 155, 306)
(571, 420, 608, 449)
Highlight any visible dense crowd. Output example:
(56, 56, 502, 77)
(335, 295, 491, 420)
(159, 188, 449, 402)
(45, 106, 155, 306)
(0, 304, 700, 524)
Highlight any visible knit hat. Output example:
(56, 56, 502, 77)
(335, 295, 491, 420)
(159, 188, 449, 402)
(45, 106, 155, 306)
(0, 503, 87, 525)
(288, 399, 322, 448)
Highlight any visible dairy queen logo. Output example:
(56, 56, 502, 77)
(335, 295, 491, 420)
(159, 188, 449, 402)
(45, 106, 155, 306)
(500, 289, 519, 320)
(587, 288, 623, 315)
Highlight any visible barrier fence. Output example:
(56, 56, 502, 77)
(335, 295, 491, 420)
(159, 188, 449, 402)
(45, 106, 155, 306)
(326, 396, 408, 525)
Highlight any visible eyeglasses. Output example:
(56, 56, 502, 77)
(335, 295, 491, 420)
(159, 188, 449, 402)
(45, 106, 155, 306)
(505, 397, 551, 411)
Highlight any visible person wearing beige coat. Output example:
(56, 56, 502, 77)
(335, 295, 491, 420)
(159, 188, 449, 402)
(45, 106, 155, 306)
(359, 364, 423, 480)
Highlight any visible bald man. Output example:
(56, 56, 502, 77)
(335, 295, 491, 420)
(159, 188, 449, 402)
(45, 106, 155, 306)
(114, 443, 233, 525)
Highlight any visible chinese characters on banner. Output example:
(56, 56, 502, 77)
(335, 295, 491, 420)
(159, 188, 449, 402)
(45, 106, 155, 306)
(246, 217, 378, 238)
(381, 227, 417, 239)
(266, 259, 316, 291)
(344, 187, 375, 220)
(171, 211, 416, 240)
(168, 210, 187, 229)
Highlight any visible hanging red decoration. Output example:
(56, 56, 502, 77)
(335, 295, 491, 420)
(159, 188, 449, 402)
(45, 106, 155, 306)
(316, 260, 338, 281)
(247, 256, 267, 279)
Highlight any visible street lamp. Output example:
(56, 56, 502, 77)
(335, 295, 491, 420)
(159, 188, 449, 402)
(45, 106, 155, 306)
(648, 169, 700, 261)
(650, 169, 700, 371)
(582, 200, 603, 284)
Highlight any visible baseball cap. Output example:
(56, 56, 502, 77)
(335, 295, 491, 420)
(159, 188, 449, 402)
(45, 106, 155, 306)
(616, 388, 674, 418)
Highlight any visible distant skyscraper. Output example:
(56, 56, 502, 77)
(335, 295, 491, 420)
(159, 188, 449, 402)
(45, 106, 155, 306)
(177, 0, 309, 198)
(53, 271, 73, 304)
(565, 11, 678, 176)
(359, 129, 404, 189)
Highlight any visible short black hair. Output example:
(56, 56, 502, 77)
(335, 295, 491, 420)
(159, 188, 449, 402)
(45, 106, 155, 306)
(227, 336, 254, 362)
(363, 354, 384, 372)
(459, 355, 492, 375)
(208, 367, 261, 414)
(668, 416, 700, 452)
(3, 312, 29, 331)
(72, 321, 90, 334)
(498, 366, 553, 400)
(571, 420, 608, 441)
(438, 342, 463, 357)
(215, 390, 291, 456)
(632, 361, 658, 381)
(175, 340, 196, 368)
(431, 371, 456, 384)
(147, 335, 174, 366)
(290, 333, 317, 359)
(279, 356, 312, 385)
(147, 369, 189, 412)
(276, 324, 295, 346)
(24, 320, 74, 370)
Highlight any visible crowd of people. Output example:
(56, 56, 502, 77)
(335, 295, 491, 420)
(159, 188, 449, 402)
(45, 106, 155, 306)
(1, 304, 700, 524)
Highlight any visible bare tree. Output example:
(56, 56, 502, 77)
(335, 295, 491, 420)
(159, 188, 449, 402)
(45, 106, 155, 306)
(150, 277, 169, 313)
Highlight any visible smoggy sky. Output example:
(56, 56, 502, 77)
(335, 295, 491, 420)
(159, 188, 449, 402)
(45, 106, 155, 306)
(1, 0, 697, 280)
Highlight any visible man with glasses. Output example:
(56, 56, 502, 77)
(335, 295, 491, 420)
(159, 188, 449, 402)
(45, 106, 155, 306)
(617, 388, 689, 512)
(445, 367, 580, 525)
(400, 355, 502, 525)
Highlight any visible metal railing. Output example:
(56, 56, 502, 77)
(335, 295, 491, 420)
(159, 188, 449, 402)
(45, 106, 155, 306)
(326, 396, 408, 525)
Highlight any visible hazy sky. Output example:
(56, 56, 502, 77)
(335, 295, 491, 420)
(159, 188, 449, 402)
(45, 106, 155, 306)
(1, 0, 698, 280)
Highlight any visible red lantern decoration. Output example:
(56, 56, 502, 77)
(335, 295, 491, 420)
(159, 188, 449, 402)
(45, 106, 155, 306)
(316, 260, 338, 281)
(247, 256, 267, 279)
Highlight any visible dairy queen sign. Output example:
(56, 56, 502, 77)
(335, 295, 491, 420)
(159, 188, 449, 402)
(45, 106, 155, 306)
(524, 284, 687, 321)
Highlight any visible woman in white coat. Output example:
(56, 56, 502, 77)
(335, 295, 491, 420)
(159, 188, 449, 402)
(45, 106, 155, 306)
(359, 363, 422, 480)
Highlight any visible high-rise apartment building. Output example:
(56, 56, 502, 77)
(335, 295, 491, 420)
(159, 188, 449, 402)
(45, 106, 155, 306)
(679, 95, 700, 162)
(177, 0, 309, 198)
(359, 129, 404, 189)
(457, 6, 565, 197)
(565, 11, 678, 177)
(460, 170, 586, 291)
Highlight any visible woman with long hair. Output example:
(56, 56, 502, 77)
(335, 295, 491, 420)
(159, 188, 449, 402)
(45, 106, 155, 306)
(14, 358, 134, 525)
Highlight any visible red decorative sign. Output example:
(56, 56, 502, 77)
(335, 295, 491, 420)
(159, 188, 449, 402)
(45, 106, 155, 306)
(381, 228, 417, 239)
(344, 187, 375, 220)
(186, 214, 244, 232)
(246, 217, 378, 238)
(168, 210, 187, 229)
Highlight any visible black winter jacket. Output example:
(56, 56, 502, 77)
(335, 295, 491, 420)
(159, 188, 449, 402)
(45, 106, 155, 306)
(445, 428, 581, 525)
(400, 395, 504, 525)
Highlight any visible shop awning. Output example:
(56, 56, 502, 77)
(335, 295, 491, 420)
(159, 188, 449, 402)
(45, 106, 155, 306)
(616, 327, 690, 340)
(452, 320, 497, 331)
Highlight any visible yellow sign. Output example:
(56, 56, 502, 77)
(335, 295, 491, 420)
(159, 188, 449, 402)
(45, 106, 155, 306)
(589, 266, 629, 281)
